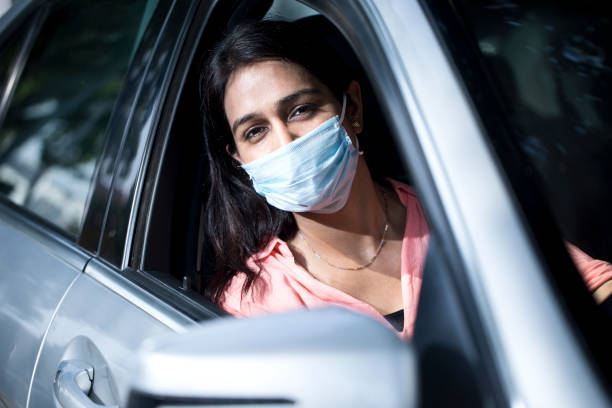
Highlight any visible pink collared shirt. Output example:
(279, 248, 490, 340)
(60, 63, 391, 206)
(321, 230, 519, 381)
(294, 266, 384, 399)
(220, 180, 612, 340)
(221, 180, 428, 339)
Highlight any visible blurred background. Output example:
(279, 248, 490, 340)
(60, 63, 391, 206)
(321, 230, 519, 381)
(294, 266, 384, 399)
(0, 1, 14, 17)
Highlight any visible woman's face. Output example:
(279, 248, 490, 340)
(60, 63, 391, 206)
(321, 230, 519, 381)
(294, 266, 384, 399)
(224, 59, 361, 164)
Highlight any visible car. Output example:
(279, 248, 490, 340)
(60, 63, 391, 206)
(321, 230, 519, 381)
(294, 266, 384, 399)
(1, 0, 611, 407)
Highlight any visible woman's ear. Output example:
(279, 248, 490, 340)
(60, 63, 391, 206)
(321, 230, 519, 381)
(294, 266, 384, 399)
(226, 144, 242, 164)
(345, 80, 363, 134)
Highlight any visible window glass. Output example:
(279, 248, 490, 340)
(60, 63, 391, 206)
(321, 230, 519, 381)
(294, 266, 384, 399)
(452, 1, 612, 262)
(0, 0, 158, 236)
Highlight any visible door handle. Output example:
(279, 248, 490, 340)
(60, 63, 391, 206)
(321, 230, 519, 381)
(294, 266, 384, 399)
(54, 360, 118, 408)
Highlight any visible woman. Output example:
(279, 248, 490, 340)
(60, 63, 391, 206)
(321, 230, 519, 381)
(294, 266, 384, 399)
(199, 19, 612, 339)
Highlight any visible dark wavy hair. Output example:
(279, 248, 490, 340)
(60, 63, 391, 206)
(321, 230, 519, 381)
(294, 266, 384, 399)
(199, 19, 354, 303)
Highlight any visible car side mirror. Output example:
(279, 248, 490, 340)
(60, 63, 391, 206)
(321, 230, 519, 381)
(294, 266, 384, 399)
(127, 307, 417, 407)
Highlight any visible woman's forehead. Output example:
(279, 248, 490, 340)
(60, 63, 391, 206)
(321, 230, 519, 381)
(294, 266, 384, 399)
(227, 60, 313, 90)
(223, 60, 326, 118)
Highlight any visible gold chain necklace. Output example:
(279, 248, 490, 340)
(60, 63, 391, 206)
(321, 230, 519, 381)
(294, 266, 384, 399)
(297, 190, 389, 271)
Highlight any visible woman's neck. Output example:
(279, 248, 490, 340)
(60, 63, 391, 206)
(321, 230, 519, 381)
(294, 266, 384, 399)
(292, 159, 387, 260)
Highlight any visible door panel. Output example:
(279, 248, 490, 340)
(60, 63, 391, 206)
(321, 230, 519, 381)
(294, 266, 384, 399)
(0, 208, 85, 408)
(28, 265, 189, 407)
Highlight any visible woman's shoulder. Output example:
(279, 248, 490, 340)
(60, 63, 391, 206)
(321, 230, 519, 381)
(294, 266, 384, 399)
(384, 178, 428, 231)
(385, 178, 419, 204)
(219, 237, 309, 317)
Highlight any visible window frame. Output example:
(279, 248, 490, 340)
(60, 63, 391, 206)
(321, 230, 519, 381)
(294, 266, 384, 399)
(92, 0, 198, 266)
(78, 0, 179, 255)
(127, 0, 273, 321)
(76, 0, 226, 323)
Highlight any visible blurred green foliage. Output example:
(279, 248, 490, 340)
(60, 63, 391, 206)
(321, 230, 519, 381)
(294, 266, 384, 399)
(0, 0, 152, 235)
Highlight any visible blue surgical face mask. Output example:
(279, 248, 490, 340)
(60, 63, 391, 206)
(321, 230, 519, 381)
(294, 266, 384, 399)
(241, 94, 359, 214)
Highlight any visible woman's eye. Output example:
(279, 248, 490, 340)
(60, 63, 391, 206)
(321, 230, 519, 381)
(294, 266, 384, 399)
(245, 126, 266, 141)
(289, 104, 314, 120)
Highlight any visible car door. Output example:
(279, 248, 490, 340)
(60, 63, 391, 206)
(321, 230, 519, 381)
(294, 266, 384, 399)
(3, 0, 212, 407)
(0, 4, 92, 407)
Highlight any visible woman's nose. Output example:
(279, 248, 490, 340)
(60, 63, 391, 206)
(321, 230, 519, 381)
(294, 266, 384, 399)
(271, 122, 299, 149)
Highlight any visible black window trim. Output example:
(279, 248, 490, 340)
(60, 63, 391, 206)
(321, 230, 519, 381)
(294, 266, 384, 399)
(129, 0, 264, 322)
(83, 0, 228, 323)
(129, 0, 216, 272)
(78, 0, 178, 254)
(95, 0, 198, 267)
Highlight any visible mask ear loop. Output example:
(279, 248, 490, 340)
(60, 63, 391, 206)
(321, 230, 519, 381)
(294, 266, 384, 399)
(340, 93, 363, 155)
(339, 93, 347, 124)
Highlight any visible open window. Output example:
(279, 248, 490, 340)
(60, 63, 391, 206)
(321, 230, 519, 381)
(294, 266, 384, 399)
(131, 0, 405, 312)
(130, 1, 505, 405)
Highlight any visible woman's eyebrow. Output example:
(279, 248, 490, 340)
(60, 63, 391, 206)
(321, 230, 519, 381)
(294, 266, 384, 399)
(231, 88, 322, 134)
(232, 113, 258, 134)
(276, 88, 322, 107)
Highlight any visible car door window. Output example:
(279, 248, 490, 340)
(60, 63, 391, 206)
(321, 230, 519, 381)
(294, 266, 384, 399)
(0, 0, 158, 237)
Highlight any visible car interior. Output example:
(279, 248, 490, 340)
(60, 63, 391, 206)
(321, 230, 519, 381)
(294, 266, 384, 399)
(130, 0, 505, 405)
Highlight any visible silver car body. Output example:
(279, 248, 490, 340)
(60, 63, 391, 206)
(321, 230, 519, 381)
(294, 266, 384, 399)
(0, 0, 610, 407)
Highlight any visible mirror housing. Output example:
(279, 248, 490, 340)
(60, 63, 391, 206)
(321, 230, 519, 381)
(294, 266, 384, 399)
(128, 307, 417, 407)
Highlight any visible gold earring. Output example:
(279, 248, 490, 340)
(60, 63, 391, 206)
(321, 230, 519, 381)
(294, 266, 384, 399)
(351, 120, 361, 128)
